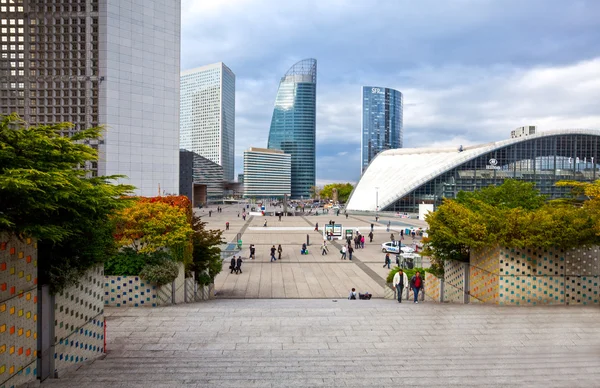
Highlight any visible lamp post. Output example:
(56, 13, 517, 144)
(375, 186, 379, 219)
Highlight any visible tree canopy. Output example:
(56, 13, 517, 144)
(423, 180, 600, 264)
(0, 114, 134, 292)
(319, 183, 354, 203)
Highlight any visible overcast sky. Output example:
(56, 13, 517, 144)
(180, 0, 600, 185)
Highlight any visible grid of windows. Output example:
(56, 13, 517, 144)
(0, 0, 100, 174)
(243, 148, 291, 198)
(267, 59, 316, 199)
(386, 134, 600, 213)
(361, 86, 403, 174)
(180, 62, 235, 181)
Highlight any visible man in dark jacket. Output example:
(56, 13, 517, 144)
(270, 245, 277, 262)
(410, 271, 424, 303)
(235, 256, 243, 274)
(230, 257, 236, 274)
(368, 231, 374, 243)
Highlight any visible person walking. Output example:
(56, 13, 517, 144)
(230, 257, 236, 274)
(410, 271, 425, 303)
(235, 256, 243, 274)
(370, 223, 374, 232)
(340, 245, 347, 260)
(411, 229, 416, 239)
(386, 221, 391, 232)
(242, 213, 246, 221)
(348, 245, 354, 260)
(315, 222, 319, 231)
(321, 240, 329, 255)
(225, 222, 229, 231)
(393, 269, 409, 303)
(400, 229, 404, 240)
(263, 220, 268, 227)
(383, 253, 391, 269)
(277, 244, 283, 260)
(368, 231, 374, 243)
(270, 245, 277, 262)
(345, 212, 348, 219)
(209, 210, 212, 217)
(346, 236, 352, 248)
(249, 244, 256, 260)
(360, 235, 365, 249)
(390, 233, 395, 242)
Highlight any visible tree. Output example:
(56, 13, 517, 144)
(320, 183, 354, 203)
(112, 200, 194, 256)
(456, 180, 546, 211)
(0, 114, 134, 292)
(190, 214, 224, 282)
(309, 186, 320, 200)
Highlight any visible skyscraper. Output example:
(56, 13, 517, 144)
(243, 147, 291, 199)
(361, 86, 403, 173)
(267, 58, 316, 199)
(180, 63, 235, 182)
(0, 0, 181, 196)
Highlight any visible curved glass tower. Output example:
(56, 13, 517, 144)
(267, 59, 317, 199)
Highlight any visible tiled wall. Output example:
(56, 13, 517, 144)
(424, 272, 441, 302)
(470, 246, 500, 304)
(443, 260, 465, 303)
(53, 266, 105, 373)
(0, 233, 38, 388)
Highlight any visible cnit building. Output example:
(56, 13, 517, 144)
(347, 127, 600, 214)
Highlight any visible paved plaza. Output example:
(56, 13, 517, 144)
(43, 299, 600, 387)
(205, 204, 427, 299)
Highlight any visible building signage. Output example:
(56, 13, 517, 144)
(486, 158, 500, 170)
(371, 87, 383, 94)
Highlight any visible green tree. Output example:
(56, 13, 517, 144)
(320, 183, 354, 203)
(190, 214, 224, 282)
(309, 185, 320, 200)
(0, 114, 134, 292)
(456, 180, 546, 211)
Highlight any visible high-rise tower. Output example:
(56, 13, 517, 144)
(0, 0, 181, 196)
(267, 58, 316, 199)
(361, 86, 403, 173)
(180, 62, 235, 181)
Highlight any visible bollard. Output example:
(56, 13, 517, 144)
(306, 234, 310, 246)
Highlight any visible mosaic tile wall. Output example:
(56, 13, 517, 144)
(424, 272, 441, 302)
(443, 260, 466, 303)
(469, 246, 500, 304)
(565, 276, 599, 305)
(0, 233, 38, 388)
(53, 266, 104, 374)
(104, 263, 186, 307)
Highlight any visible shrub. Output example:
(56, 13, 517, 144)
(104, 248, 168, 276)
(196, 272, 212, 286)
(139, 259, 179, 286)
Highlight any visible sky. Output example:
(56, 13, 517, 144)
(180, 0, 600, 186)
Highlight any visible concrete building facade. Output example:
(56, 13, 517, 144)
(180, 62, 235, 181)
(0, 0, 181, 196)
(243, 147, 291, 199)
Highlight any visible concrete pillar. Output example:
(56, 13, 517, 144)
(463, 262, 470, 304)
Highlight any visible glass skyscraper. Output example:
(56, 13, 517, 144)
(361, 86, 403, 173)
(267, 59, 317, 199)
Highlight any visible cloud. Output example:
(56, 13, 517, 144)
(180, 0, 600, 183)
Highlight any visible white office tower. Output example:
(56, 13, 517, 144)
(180, 63, 236, 182)
(0, 0, 182, 196)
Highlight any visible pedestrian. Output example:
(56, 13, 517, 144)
(235, 256, 243, 274)
(315, 222, 319, 231)
(383, 253, 391, 269)
(411, 230, 416, 239)
(230, 256, 236, 274)
(340, 245, 347, 260)
(410, 271, 425, 303)
(348, 245, 354, 260)
(345, 212, 348, 219)
(375, 215, 379, 222)
(400, 230, 404, 239)
(243, 213, 246, 221)
(263, 220, 268, 227)
(368, 231, 374, 243)
(277, 244, 283, 260)
(360, 235, 365, 248)
(393, 269, 409, 303)
(270, 245, 277, 262)
(226, 222, 229, 231)
(346, 236, 352, 247)
(386, 221, 391, 232)
(390, 233, 394, 242)
(301, 243, 307, 255)
(371, 223, 374, 232)
(237, 212, 240, 217)
(209, 210, 212, 217)
(348, 288, 357, 300)
(249, 244, 256, 260)
(321, 240, 329, 255)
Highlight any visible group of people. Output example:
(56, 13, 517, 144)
(270, 244, 283, 261)
(348, 288, 372, 300)
(393, 269, 424, 303)
(229, 256, 243, 274)
(347, 233, 365, 249)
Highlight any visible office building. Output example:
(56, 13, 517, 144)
(180, 62, 235, 181)
(180, 149, 224, 206)
(0, 0, 181, 196)
(361, 86, 403, 173)
(267, 58, 316, 199)
(347, 128, 600, 213)
(511, 125, 537, 138)
(243, 147, 291, 199)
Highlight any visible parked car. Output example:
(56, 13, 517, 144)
(381, 241, 415, 254)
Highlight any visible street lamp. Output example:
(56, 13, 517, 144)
(375, 186, 379, 220)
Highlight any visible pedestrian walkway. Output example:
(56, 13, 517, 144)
(42, 299, 600, 387)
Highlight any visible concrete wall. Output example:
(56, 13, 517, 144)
(0, 233, 38, 387)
